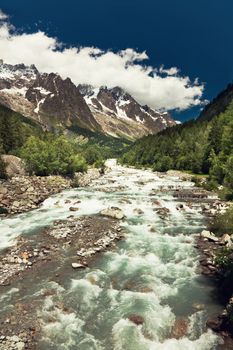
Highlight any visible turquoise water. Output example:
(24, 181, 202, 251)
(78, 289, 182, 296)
(0, 163, 222, 349)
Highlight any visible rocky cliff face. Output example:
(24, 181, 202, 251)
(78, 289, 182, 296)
(0, 60, 98, 131)
(78, 84, 176, 139)
(198, 83, 233, 122)
(0, 60, 176, 139)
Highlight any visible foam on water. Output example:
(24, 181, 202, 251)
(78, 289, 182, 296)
(112, 319, 220, 350)
(0, 162, 222, 349)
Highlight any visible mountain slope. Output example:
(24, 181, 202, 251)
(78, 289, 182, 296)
(198, 83, 233, 122)
(0, 103, 43, 154)
(0, 60, 176, 139)
(0, 60, 100, 131)
(121, 83, 233, 183)
(78, 84, 176, 139)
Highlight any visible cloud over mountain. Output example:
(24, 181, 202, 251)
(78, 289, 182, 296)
(0, 10, 204, 111)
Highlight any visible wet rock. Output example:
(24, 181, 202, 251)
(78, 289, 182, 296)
(100, 207, 125, 220)
(154, 207, 170, 218)
(133, 208, 144, 215)
(69, 207, 79, 212)
(71, 263, 85, 269)
(200, 230, 219, 243)
(128, 314, 144, 325)
(206, 316, 223, 332)
(171, 318, 188, 339)
(152, 200, 160, 206)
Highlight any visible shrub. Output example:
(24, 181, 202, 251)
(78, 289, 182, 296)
(84, 145, 103, 165)
(210, 206, 233, 236)
(215, 247, 233, 272)
(20, 135, 87, 176)
(70, 154, 87, 173)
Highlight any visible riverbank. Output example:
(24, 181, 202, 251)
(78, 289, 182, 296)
(168, 171, 233, 342)
(196, 227, 233, 340)
(0, 168, 102, 216)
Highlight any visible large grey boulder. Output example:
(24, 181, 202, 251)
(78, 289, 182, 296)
(1, 155, 26, 178)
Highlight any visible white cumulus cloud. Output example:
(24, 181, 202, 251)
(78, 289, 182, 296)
(0, 11, 204, 111)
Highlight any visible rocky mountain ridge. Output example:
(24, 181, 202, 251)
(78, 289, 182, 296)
(78, 84, 176, 138)
(0, 60, 176, 139)
(198, 83, 233, 122)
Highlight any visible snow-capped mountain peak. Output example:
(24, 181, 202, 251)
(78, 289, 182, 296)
(0, 61, 177, 139)
(78, 84, 176, 138)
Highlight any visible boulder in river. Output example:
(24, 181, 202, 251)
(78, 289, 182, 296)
(171, 318, 188, 339)
(133, 208, 144, 215)
(128, 314, 144, 325)
(69, 207, 79, 212)
(100, 207, 125, 220)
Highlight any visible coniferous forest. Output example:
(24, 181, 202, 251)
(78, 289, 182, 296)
(121, 101, 233, 199)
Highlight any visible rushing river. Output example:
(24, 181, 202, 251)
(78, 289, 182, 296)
(0, 161, 224, 349)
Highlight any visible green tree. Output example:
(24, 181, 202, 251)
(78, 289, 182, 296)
(84, 145, 103, 165)
(20, 135, 88, 176)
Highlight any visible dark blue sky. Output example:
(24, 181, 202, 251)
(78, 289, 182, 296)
(2, 0, 233, 121)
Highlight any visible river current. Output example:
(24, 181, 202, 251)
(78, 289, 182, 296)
(0, 161, 223, 349)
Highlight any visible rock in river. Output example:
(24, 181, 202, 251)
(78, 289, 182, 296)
(72, 263, 85, 269)
(69, 207, 79, 212)
(100, 207, 125, 220)
(128, 314, 144, 325)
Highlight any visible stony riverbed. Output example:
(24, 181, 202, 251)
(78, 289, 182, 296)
(0, 160, 231, 349)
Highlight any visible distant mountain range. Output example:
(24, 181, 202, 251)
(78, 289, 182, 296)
(0, 60, 176, 140)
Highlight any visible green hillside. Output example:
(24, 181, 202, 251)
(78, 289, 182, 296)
(121, 100, 233, 199)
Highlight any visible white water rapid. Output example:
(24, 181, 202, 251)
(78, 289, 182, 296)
(0, 161, 223, 349)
